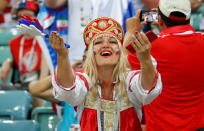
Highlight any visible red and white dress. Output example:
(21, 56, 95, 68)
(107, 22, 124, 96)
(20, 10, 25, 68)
(52, 70, 162, 131)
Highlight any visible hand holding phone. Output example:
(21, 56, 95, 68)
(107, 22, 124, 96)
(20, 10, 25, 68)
(140, 10, 158, 23)
(125, 31, 157, 53)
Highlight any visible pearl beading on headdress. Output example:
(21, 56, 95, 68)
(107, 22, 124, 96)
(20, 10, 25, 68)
(83, 17, 124, 48)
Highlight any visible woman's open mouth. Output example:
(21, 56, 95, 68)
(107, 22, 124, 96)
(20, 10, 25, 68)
(100, 50, 113, 57)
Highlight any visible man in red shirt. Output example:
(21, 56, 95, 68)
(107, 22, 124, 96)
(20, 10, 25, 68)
(125, 0, 204, 130)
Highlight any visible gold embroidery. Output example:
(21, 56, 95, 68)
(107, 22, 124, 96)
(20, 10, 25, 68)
(104, 112, 115, 130)
(84, 90, 134, 131)
(83, 17, 124, 46)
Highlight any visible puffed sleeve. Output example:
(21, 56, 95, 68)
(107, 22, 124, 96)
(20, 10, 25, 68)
(127, 70, 162, 105)
(52, 71, 91, 106)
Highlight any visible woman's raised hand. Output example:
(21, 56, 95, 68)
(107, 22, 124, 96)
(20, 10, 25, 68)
(131, 32, 151, 63)
(49, 31, 68, 56)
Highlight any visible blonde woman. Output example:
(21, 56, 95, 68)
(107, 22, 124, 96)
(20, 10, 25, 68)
(50, 17, 162, 131)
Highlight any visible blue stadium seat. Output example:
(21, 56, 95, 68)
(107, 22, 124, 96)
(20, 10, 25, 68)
(0, 46, 13, 84)
(0, 120, 40, 131)
(0, 28, 20, 46)
(55, 119, 63, 131)
(0, 46, 12, 67)
(0, 91, 32, 120)
(31, 107, 61, 131)
(0, 28, 20, 84)
(42, 100, 52, 107)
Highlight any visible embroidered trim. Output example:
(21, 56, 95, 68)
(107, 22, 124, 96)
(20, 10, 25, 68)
(75, 72, 90, 89)
(128, 71, 141, 91)
(53, 68, 76, 91)
(147, 71, 159, 94)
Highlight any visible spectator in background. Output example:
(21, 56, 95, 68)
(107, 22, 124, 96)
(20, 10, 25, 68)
(191, 0, 204, 12)
(125, 0, 204, 130)
(132, 0, 157, 13)
(36, 1, 68, 74)
(34, 2, 77, 130)
(0, 0, 46, 108)
(0, 0, 18, 29)
(190, 0, 204, 31)
(132, 0, 158, 33)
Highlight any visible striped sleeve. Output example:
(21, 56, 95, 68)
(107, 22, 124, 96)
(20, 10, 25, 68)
(52, 71, 91, 106)
(127, 70, 162, 105)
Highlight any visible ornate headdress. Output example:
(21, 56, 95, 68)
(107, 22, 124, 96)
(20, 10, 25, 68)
(83, 17, 124, 48)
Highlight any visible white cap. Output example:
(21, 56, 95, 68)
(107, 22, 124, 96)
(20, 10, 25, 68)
(159, 0, 191, 20)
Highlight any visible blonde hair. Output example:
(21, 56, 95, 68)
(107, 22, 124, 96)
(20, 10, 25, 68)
(83, 34, 130, 99)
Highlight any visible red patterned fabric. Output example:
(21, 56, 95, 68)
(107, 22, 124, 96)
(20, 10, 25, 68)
(83, 17, 124, 48)
(75, 72, 89, 90)
(80, 107, 142, 131)
(9, 35, 42, 74)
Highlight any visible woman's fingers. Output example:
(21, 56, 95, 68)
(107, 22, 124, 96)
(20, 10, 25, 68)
(140, 32, 151, 53)
(49, 32, 54, 45)
(130, 40, 138, 51)
(136, 32, 145, 46)
(133, 37, 141, 48)
(132, 32, 151, 53)
(50, 31, 60, 49)
(49, 31, 68, 55)
(59, 35, 64, 46)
